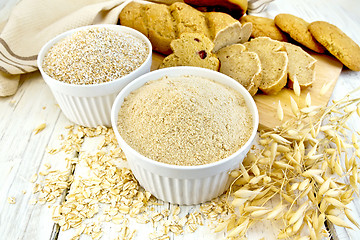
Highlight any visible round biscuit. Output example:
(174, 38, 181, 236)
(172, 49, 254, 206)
(274, 14, 326, 53)
(309, 21, 360, 71)
(240, 15, 288, 42)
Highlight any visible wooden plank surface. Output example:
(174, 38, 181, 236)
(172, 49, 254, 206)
(1, 0, 360, 240)
(0, 72, 76, 239)
(56, 135, 230, 240)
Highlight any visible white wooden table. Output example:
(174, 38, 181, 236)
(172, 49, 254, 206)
(1, 0, 360, 239)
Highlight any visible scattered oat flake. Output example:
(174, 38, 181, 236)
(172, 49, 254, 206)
(43, 163, 51, 169)
(8, 197, 16, 204)
(277, 100, 284, 121)
(34, 123, 46, 134)
(30, 173, 38, 183)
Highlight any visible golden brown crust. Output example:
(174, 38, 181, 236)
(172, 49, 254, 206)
(240, 15, 288, 42)
(120, 2, 241, 55)
(170, 2, 210, 38)
(144, 4, 176, 55)
(309, 21, 360, 71)
(119, 2, 148, 37)
(274, 14, 326, 53)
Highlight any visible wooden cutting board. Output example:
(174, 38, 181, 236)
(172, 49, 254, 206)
(254, 52, 343, 129)
(150, 52, 343, 130)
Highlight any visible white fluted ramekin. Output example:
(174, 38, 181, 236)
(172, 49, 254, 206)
(37, 24, 152, 127)
(111, 67, 259, 205)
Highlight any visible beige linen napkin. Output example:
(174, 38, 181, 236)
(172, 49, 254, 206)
(0, 0, 135, 97)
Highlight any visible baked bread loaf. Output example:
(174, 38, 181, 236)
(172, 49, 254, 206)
(240, 15, 288, 42)
(284, 43, 316, 88)
(170, 2, 210, 38)
(119, 2, 250, 55)
(274, 14, 326, 53)
(309, 21, 360, 71)
(216, 44, 261, 96)
(205, 11, 238, 38)
(145, 3, 176, 55)
(213, 22, 252, 52)
(205, 11, 252, 52)
(160, 33, 220, 70)
(119, 2, 148, 38)
(244, 37, 288, 95)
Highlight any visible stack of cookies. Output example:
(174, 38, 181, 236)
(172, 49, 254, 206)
(241, 14, 360, 71)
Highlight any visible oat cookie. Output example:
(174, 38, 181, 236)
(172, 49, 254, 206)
(274, 14, 325, 53)
(309, 21, 360, 71)
(240, 15, 288, 42)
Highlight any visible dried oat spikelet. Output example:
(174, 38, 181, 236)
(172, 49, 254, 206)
(227, 89, 360, 238)
(227, 218, 250, 237)
(326, 215, 352, 229)
(320, 79, 335, 96)
(344, 209, 360, 229)
(250, 209, 271, 218)
(293, 77, 301, 96)
(290, 96, 300, 117)
(306, 92, 312, 107)
(277, 100, 284, 121)
(213, 219, 230, 233)
(267, 203, 286, 220)
(233, 189, 261, 199)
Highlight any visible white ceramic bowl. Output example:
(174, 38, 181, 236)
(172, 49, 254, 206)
(37, 24, 152, 127)
(111, 67, 259, 205)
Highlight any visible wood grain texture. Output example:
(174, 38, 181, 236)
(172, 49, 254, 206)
(0, 72, 76, 239)
(1, 0, 360, 239)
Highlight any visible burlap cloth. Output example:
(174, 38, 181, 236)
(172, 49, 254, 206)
(0, 0, 138, 97)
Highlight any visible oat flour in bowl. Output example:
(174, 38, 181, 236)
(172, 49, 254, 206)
(117, 75, 253, 166)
